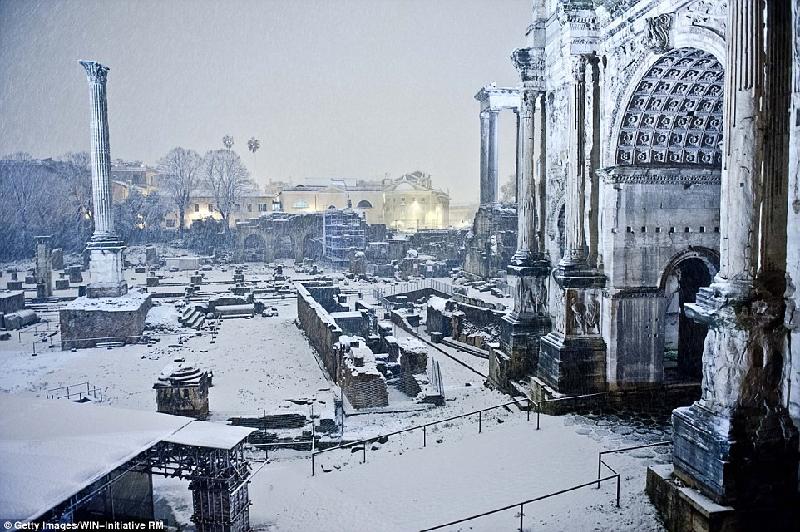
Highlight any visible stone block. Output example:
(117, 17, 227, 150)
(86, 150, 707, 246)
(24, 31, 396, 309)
(135, 266, 147, 274)
(55, 279, 70, 290)
(6, 281, 23, 291)
(0, 291, 25, 315)
(24, 276, 35, 285)
(146, 276, 159, 287)
(68, 266, 83, 283)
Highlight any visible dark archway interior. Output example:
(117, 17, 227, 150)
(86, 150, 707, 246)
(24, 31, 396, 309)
(664, 257, 712, 382)
(243, 234, 266, 262)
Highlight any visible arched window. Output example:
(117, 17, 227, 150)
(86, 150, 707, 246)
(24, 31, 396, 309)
(356, 199, 373, 209)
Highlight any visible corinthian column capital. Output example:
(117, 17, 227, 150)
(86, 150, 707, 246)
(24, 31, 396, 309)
(79, 60, 109, 84)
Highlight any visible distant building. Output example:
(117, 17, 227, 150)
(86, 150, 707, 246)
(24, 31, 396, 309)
(163, 192, 280, 229)
(110, 163, 159, 202)
(278, 172, 450, 231)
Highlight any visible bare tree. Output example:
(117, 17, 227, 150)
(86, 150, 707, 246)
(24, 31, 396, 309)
(202, 149, 254, 231)
(500, 173, 516, 204)
(157, 147, 202, 236)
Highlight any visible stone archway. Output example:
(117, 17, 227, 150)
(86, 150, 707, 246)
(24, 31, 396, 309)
(659, 248, 718, 382)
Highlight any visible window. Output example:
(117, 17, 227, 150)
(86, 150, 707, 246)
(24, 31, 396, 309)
(165, 219, 176, 228)
(356, 200, 373, 209)
(208, 203, 214, 212)
(258, 203, 269, 212)
(293, 200, 309, 209)
(247, 204, 253, 212)
(194, 204, 200, 213)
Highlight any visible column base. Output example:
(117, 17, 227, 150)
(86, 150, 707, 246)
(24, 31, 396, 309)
(86, 236, 128, 299)
(538, 333, 607, 395)
(672, 402, 798, 507)
(647, 463, 799, 532)
(488, 313, 550, 392)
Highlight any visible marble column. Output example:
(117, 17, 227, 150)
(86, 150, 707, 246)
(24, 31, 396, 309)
(479, 110, 491, 204)
(512, 89, 535, 265)
(80, 60, 127, 298)
(562, 55, 588, 267)
(533, 92, 547, 257)
(539, 53, 606, 396)
(673, 0, 797, 512)
(489, 48, 551, 393)
(486, 110, 499, 204)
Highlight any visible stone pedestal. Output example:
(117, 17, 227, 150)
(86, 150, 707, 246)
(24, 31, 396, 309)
(86, 236, 128, 298)
(489, 261, 551, 391)
(538, 266, 606, 395)
(59, 289, 152, 350)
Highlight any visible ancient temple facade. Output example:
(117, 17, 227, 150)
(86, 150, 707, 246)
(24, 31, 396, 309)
(486, 0, 799, 528)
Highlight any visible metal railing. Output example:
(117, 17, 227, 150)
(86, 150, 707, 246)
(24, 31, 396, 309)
(597, 440, 672, 488)
(46, 381, 102, 401)
(419, 474, 621, 531)
(418, 433, 672, 531)
(311, 397, 539, 476)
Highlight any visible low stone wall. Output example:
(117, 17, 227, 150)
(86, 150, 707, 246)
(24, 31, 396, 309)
(60, 290, 152, 349)
(297, 283, 388, 409)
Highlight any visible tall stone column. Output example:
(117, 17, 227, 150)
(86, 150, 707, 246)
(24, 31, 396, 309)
(539, 52, 606, 397)
(668, 0, 798, 516)
(512, 89, 535, 265)
(479, 110, 491, 205)
(488, 47, 551, 393)
(562, 55, 588, 267)
(80, 60, 127, 298)
(486, 110, 500, 204)
(533, 92, 547, 256)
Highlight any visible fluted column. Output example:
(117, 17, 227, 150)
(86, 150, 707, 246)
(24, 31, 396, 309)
(80, 61, 114, 238)
(562, 55, 588, 266)
(479, 110, 490, 204)
(79, 60, 127, 298)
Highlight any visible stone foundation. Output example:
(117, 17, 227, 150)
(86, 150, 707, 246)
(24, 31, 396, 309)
(538, 333, 607, 395)
(59, 289, 152, 349)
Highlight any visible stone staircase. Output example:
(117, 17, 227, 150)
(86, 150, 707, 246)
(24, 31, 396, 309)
(179, 305, 207, 330)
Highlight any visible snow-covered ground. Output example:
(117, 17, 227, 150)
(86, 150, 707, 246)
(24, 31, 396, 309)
(0, 253, 668, 530)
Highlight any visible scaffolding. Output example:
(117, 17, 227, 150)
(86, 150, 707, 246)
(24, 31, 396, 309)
(41, 431, 253, 531)
(323, 209, 367, 268)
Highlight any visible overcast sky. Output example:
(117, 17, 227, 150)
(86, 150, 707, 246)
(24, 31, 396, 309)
(0, 0, 531, 203)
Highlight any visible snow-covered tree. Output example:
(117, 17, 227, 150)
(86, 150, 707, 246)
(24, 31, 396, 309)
(157, 147, 202, 236)
(201, 149, 254, 231)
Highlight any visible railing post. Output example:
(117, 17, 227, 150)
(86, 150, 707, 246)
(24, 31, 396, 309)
(311, 452, 315, 476)
(423, 425, 427, 448)
(519, 502, 524, 532)
(527, 398, 531, 422)
(478, 411, 482, 434)
(616, 474, 621, 507)
(363, 442, 366, 464)
(597, 454, 602, 488)
(536, 404, 540, 430)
